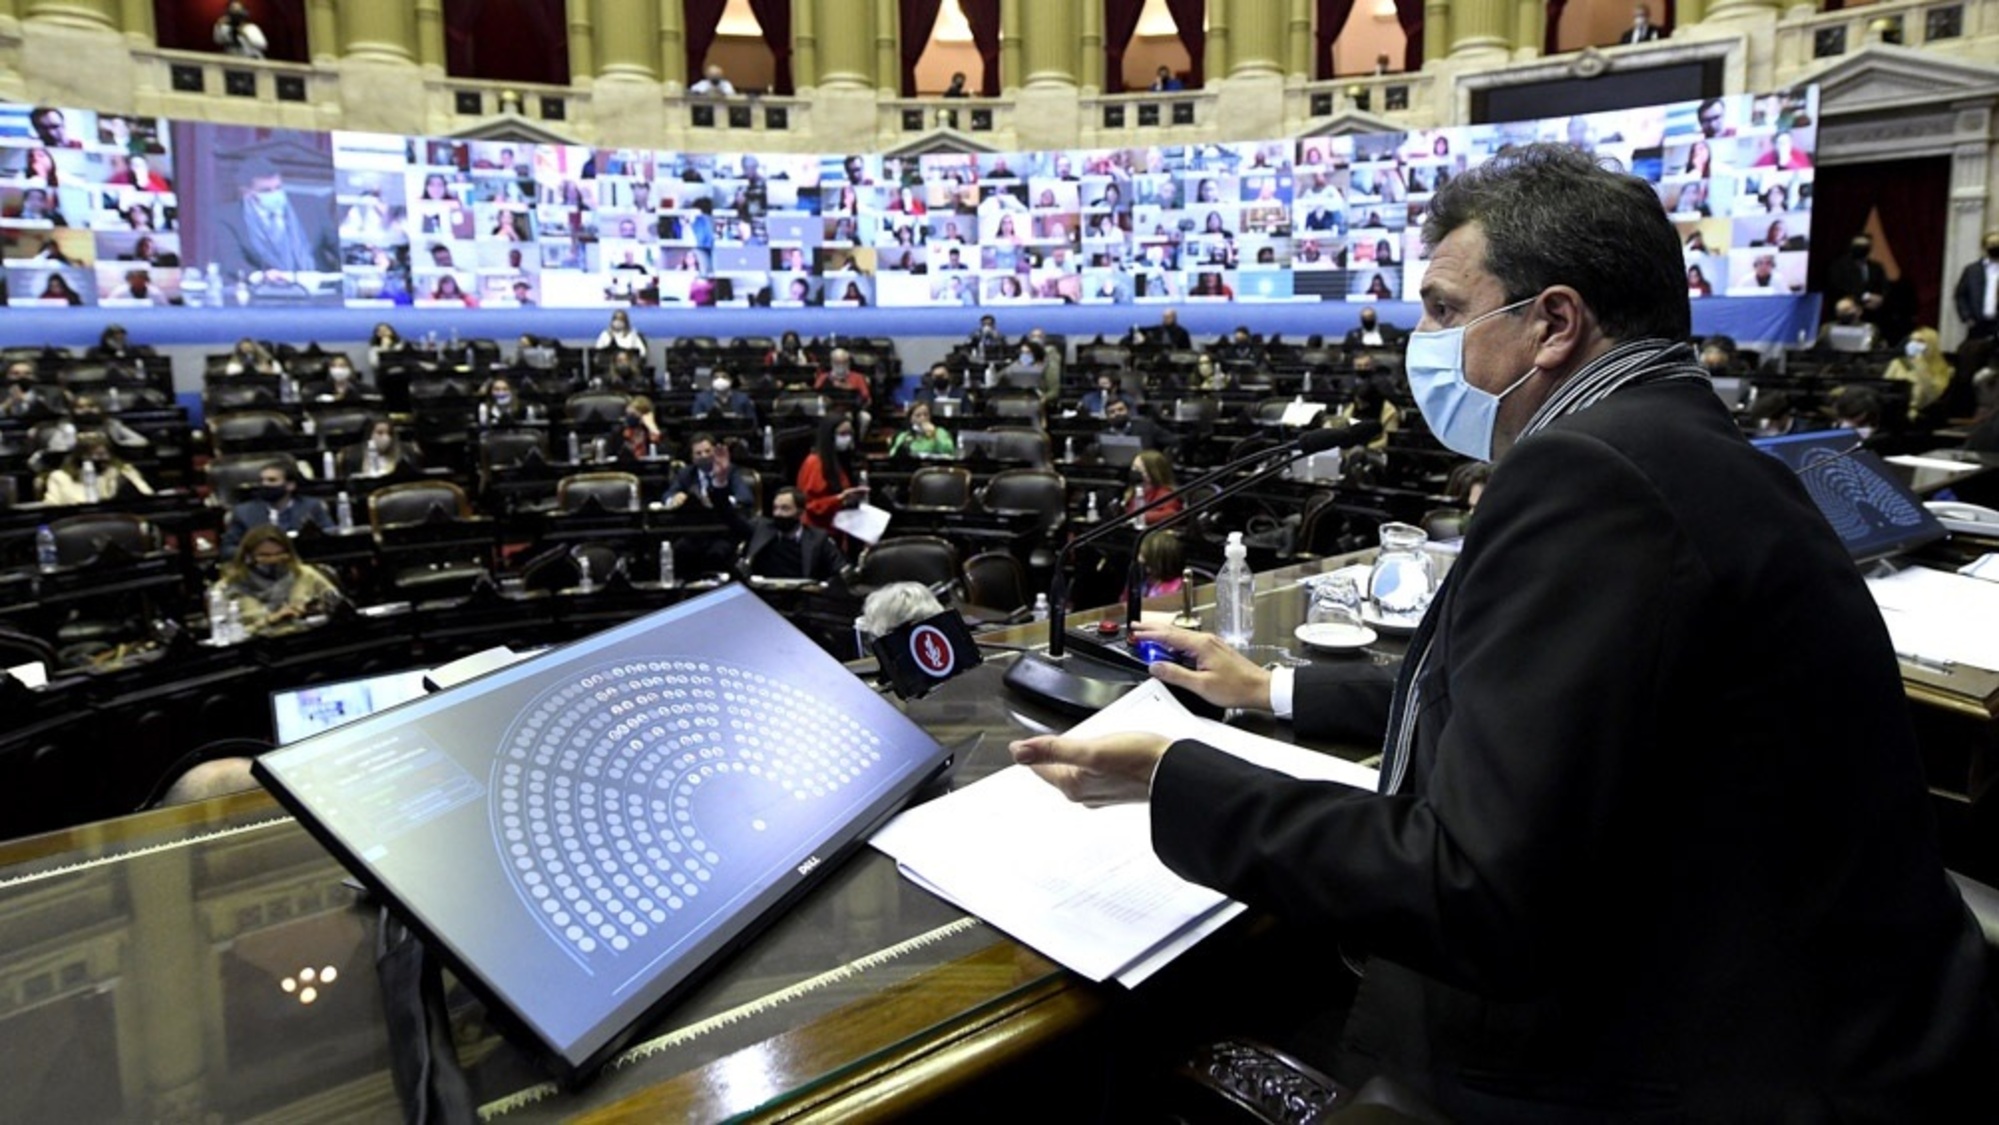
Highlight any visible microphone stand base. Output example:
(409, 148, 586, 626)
(1002, 649, 1149, 717)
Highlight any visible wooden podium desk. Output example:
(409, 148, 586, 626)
(0, 555, 1388, 1124)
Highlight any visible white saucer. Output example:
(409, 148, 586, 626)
(1360, 605, 1420, 636)
(1295, 622, 1377, 651)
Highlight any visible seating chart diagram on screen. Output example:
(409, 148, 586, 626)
(253, 586, 950, 1073)
(494, 656, 885, 975)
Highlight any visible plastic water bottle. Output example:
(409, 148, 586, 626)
(1032, 592, 1050, 622)
(106, 385, 121, 412)
(279, 372, 297, 403)
(79, 459, 99, 503)
(657, 540, 675, 586)
(761, 425, 775, 459)
(224, 598, 245, 644)
(1215, 531, 1255, 649)
(592, 436, 607, 463)
(335, 490, 354, 532)
(320, 450, 335, 481)
(1301, 367, 1313, 394)
(576, 553, 596, 593)
(567, 430, 581, 462)
(1064, 435, 1075, 461)
(207, 586, 232, 644)
(1086, 492, 1099, 520)
(35, 525, 58, 572)
(205, 263, 223, 308)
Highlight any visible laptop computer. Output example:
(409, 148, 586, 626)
(1751, 430, 1947, 564)
(1823, 324, 1878, 354)
(1097, 432, 1146, 469)
(270, 669, 431, 745)
(253, 585, 954, 1084)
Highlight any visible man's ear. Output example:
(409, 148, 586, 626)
(1530, 285, 1595, 373)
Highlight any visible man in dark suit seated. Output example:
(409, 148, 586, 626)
(1153, 308, 1192, 350)
(221, 462, 332, 554)
(690, 370, 759, 424)
(1097, 398, 1175, 456)
(1012, 143, 1996, 1120)
(1341, 305, 1405, 353)
(742, 486, 846, 582)
(1616, 2, 1665, 42)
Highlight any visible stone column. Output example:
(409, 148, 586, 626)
(122, 850, 211, 1123)
(1423, 0, 1448, 69)
(22, 0, 115, 28)
(116, 0, 150, 44)
(415, 0, 446, 73)
(1449, 0, 1513, 57)
(593, 0, 659, 80)
(793, 0, 818, 88)
(1203, 0, 1228, 88)
(999, 0, 1023, 94)
(1678, 0, 1707, 25)
(814, 0, 875, 89)
(307, 0, 338, 65)
(1015, 0, 1078, 150)
(1286, 0, 1313, 81)
(876, 0, 899, 92)
(339, 0, 417, 64)
(1227, 0, 1285, 78)
(1704, 0, 1780, 19)
(657, 0, 686, 90)
(566, 0, 594, 81)
(1079, 0, 1104, 94)
(22, 0, 133, 112)
(338, 0, 424, 135)
(1514, 0, 1544, 59)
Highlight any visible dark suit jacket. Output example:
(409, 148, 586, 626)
(213, 197, 341, 276)
(1825, 255, 1889, 307)
(1342, 324, 1405, 352)
(1616, 24, 1664, 43)
(1151, 381, 1995, 1119)
(742, 519, 845, 581)
(1955, 258, 1999, 336)
(690, 388, 760, 423)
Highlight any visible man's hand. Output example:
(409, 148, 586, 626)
(1009, 731, 1170, 806)
(1129, 623, 1274, 711)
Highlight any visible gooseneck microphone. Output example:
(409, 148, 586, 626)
(1005, 422, 1375, 716)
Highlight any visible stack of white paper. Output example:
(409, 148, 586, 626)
(1865, 566, 1999, 673)
(869, 680, 1378, 986)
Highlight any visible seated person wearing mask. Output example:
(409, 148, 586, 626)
(221, 462, 331, 554)
(477, 375, 528, 425)
(620, 395, 664, 457)
(1097, 397, 1174, 455)
(888, 401, 956, 458)
(41, 433, 154, 505)
(663, 432, 756, 576)
(339, 418, 419, 477)
(691, 370, 758, 423)
(742, 486, 847, 582)
(1079, 374, 1139, 418)
(1012, 143, 1996, 1120)
(211, 526, 342, 637)
(1342, 305, 1405, 352)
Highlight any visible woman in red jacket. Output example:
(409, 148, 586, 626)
(796, 411, 867, 530)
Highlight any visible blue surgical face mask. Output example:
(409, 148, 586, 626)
(255, 189, 287, 214)
(1404, 296, 1540, 462)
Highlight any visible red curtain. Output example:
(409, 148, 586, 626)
(962, 0, 1002, 95)
(153, 0, 308, 63)
(1394, 0, 1424, 71)
(443, 0, 570, 86)
(684, 0, 729, 83)
(1103, 0, 1147, 93)
(746, 0, 793, 94)
(899, 0, 945, 96)
(1809, 156, 1951, 337)
(1163, 0, 1205, 88)
(1316, 0, 1356, 80)
(1544, 0, 1567, 54)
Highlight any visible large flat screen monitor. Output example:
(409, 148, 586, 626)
(1751, 430, 1947, 564)
(253, 584, 953, 1082)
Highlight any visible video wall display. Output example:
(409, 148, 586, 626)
(0, 88, 1816, 312)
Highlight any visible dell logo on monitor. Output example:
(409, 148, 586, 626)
(797, 856, 822, 876)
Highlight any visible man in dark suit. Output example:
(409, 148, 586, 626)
(1013, 144, 1995, 1119)
(1825, 231, 1890, 325)
(221, 461, 332, 554)
(1341, 306, 1405, 353)
(1616, 2, 1664, 42)
(1154, 308, 1192, 350)
(742, 487, 846, 582)
(1954, 228, 1999, 346)
(212, 156, 341, 280)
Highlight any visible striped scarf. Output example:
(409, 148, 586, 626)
(1378, 338, 1710, 795)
